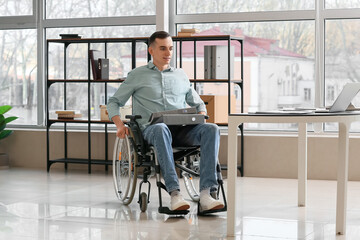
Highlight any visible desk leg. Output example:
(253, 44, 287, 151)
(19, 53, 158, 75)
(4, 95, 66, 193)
(227, 119, 238, 237)
(336, 122, 350, 235)
(298, 123, 307, 207)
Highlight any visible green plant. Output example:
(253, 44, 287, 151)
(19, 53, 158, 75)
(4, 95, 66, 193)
(0, 105, 18, 140)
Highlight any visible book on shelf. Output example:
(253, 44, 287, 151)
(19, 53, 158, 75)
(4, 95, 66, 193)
(98, 58, 109, 80)
(177, 32, 195, 37)
(177, 28, 200, 37)
(55, 110, 82, 119)
(89, 50, 109, 80)
(89, 50, 98, 80)
(55, 110, 75, 115)
(57, 113, 83, 119)
(59, 34, 81, 39)
(180, 28, 199, 33)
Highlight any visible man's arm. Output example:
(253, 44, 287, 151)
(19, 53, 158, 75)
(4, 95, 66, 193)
(185, 88, 207, 114)
(107, 72, 137, 138)
(112, 115, 129, 138)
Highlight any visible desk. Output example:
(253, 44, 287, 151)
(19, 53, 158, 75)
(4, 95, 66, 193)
(227, 112, 360, 236)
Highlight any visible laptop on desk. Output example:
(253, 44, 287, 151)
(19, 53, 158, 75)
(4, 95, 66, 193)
(315, 82, 360, 113)
(252, 82, 360, 115)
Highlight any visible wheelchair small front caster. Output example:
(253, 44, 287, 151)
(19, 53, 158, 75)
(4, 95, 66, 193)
(139, 192, 148, 212)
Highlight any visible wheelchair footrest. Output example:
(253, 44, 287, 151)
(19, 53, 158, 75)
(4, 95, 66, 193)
(197, 204, 227, 216)
(158, 207, 189, 215)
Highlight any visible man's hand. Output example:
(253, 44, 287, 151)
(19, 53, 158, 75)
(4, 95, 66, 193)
(116, 124, 129, 139)
(198, 111, 207, 122)
(112, 115, 129, 139)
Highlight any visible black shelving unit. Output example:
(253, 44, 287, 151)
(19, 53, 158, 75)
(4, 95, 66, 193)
(46, 35, 244, 175)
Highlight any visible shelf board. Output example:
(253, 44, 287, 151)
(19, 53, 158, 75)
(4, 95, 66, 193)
(47, 35, 242, 44)
(48, 79, 241, 84)
(49, 158, 112, 165)
(48, 79, 125, 83)
(48, 37, 149, 43)
(190, 79, 242, 83)
(49, 119, 113, 124)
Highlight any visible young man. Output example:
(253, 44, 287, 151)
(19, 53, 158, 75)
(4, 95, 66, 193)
(107, 31, 224, 211)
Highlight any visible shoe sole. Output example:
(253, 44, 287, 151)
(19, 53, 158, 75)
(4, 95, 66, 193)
(200, 203, 224, 211)
(173, 204, 190, 211)
(211, 204, 224, 210)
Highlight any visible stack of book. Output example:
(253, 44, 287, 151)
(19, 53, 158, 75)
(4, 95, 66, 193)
(55, 110, 82, 119)
(177, 28, 199, 37)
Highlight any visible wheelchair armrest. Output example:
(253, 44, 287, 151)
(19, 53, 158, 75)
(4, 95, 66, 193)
(125, 115, 142, 121)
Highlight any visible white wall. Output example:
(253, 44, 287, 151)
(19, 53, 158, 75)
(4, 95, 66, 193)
(2, 130, 360, 181)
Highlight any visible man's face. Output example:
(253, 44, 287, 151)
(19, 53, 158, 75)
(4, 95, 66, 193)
(149, 37, 173, 69)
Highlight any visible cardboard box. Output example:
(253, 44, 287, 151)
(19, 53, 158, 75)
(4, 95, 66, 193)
(100, 105, 132, 121)
(200, 95, 236, 124)
(100, 105, 109, 121)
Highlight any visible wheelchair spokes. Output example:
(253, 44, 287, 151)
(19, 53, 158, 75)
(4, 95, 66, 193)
(113, 133, 138, 205)
(182, 154, 200, 202)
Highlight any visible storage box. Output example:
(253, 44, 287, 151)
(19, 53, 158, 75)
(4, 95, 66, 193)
(204, 45, 234, 79)
(200, 95, 236, 124)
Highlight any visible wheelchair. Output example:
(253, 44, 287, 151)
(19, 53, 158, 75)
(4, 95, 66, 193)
(112, 115, 227, 215)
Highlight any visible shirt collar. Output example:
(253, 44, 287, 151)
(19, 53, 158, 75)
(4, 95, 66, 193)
(147, 61, 174, 72)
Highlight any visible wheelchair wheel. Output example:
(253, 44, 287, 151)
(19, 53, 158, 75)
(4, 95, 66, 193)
(182, 154, 200, 202)
(139, 192, 148, 212)
(113, 131, 138, 205)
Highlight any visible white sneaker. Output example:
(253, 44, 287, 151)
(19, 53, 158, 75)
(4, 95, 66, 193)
(170, 194, 190, 211)
(200, 194, 224, 211)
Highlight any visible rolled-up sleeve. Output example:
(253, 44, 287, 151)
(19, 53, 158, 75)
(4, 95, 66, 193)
(107, 73, 136, 121)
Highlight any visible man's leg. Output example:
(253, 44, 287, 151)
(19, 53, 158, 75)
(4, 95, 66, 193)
(173, 123, 223, 211)
(143, 123, 190, 210)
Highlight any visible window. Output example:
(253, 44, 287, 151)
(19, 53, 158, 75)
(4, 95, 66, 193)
(325, 19, 360, 109)
(177, 22, 315, 119)
(304, 88, 311, 101)
(326, 85, 335, 102)
(46, 0, 156, 19)
(1, 0, 155, 126)
(325, 0, 360, 9)
(0, 29, 37, 125)
(0, 0, 32, 16)
(177, 0, 314, 14)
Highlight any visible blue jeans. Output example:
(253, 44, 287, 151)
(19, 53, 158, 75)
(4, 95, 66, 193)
(143, 123, 220, 194)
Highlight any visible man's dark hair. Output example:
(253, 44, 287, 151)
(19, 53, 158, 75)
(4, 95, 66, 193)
(149, 31, 171, 46)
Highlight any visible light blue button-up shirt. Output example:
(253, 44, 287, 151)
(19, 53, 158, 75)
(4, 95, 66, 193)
(107, 61, 206, 130)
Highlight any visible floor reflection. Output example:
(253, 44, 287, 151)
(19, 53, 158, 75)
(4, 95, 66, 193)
(1, 169, 360, 239)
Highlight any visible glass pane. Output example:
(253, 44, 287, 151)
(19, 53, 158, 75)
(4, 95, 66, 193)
(177, 0, 314, 14)
(0, 0, 32, 16)
(177, 22, 315, 130)
(46, 26, 154, 121)
(0, 29, 37, 125)
(325, 19, 360, 132)
(326, 0, 360, 9)
(46, 0, 155, 19)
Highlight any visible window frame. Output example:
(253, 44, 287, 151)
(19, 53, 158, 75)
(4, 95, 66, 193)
(2, 0, 360, 130)
(170, 0, 360, 132)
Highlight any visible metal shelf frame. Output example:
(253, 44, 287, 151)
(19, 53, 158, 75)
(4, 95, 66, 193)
(46, 35, 244, 176)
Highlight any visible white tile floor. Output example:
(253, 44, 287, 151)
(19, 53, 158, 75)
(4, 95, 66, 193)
(1, 168, 360, 239)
